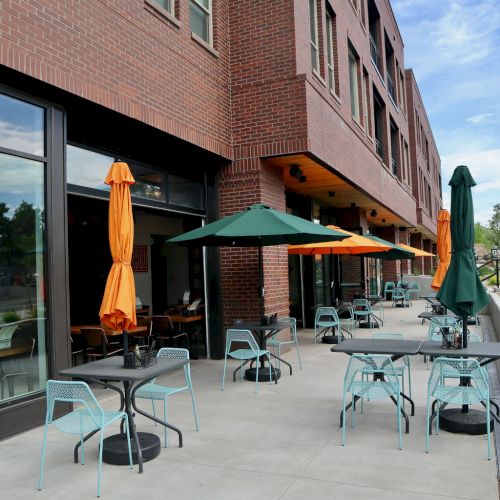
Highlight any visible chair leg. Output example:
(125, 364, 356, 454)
(163, 398, 168, 448)
(267, 354, 273, 386)
(295, 338, 303, 369)
(487, 398, 491, 460)
(81, 432, 85, 464)
(255, 356, 259, 394)
(38, 421, 49, 491)
(341, 389, 347, 446)
(397, 392, 402, 450)
(425, 397, 431, 453)
(151, 399, 157, 426)
(221, 355, 227, 391)
(97, 429, 104, 497)
(350, 394, 355, 428)
(186, 369, 199, 431)
(124, 415, 133, 469)
(407, 363, 412, 401)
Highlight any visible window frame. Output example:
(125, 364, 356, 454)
(309, 0, 320, 74)
(325, 10, 336, 95)
(190, 0, 213, 46)
(348, 46, 360, 123)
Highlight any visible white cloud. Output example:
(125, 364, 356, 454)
(441, 149, 500, 186)
(466, 113, 495, 125)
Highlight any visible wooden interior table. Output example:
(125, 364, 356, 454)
(70, 325, 148, 336)
(167, 314, 204, 324)
(60, 356, 186, 473)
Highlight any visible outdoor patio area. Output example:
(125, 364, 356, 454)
(2, 300, 499, 499)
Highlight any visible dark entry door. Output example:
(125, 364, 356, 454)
(151, 234, 169, 314)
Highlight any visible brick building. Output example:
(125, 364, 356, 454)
(0, 0, 441, 437)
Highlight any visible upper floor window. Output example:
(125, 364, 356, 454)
(309, 0, 319, 73)
(325, 10, 338, 95)
(348, 46, 360, 122)
(149, 0, 174, 15)
(190, 0, 212, 45)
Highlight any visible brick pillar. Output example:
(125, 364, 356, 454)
(397, 228, 412, 277)
(336, 208, 368, 301)
(423, 239, 432, 275)
(377, 226, 400, 283)
(410, 232, 424, 275)
(218, 158, 289, 328)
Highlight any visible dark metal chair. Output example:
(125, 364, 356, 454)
(81, 328, 123, 360)
(151, 315, 189, 351)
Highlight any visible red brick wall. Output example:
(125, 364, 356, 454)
(0, 0, 232, 159)
(410, 232, 424, 275)
(218, 158, 289, 327)
(423, 239, 432, 275)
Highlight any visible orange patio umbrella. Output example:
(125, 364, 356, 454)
(99, 161, 137, 351)
(288, 225, 392, 255)
(431, 209, 451, 290)
(397, 243, 435, 257)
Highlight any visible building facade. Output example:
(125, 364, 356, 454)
(0, 0, 441, 438)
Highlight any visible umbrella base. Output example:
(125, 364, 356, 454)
(358, 321, 380, 329)
(321, 335, 342, 344)
(394, 303, 411, 308)
(102, 432, 161, 465)
(245, 367, 281, 382)
(438, 409, 493, 435)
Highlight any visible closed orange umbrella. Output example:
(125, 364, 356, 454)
(431, 209, 451, 290)
(288, 225, 392, 255)
(99, 162, 137, 343)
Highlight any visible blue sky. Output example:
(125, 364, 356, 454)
(392, 0, 500, 224)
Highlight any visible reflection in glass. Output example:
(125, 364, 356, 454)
(0, 93, 45, 156)
(0, 152, 47, 402)
(130, 163, 166, 202)
(67, 145, 113, 192)
(190, 0, 210, 42)
(168, 174, 204, 209)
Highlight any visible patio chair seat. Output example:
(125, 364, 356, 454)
(229, 348, 269, 360)
(51, 408, 126, 434)
(267, 317, 302, 370)
(433, 385, 486, 405)
(348, 380, 398, 400)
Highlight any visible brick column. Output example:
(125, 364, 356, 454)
(423, 239, 432, 275)
(377, 226, 400, 283)
(218, 158, 289, 328)
(337, 208, 368, 301)
(410, 232, 424, 275)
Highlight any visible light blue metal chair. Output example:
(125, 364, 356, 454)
(338, 306, 356, 338)
(38, 380, 132, 497)
(267, 317, 302, 370)
(352, 299, 375, 330)
(426, 357, 491, 459)
(222, 329, 274, 393)
(383, 282, 395, 300)
(407, 281, 420, 300)
(341, 354, 402, 449)
(134, 348, 199, 448)
(314, 307, 341, 345)
(392, 287, 411, 307)
(372, 333, 412, 403)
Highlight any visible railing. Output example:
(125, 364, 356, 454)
(369, 33, 381, 72)
(478, 255, 499, 287)
(375, 137, 383, 157)
(387, 72, 396, 103)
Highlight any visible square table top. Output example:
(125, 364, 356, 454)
(331, 338, 423, 356)
(419, 341, 500, 359)
(60, 356, 186, 382)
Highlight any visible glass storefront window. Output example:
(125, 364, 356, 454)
(130, 163, 166, 203)
(168, 174, 205, 210)
(0, 152, 47, 402)
(67, 145, 113, 192)
(0, 94, 45, 156)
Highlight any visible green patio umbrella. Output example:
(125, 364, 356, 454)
(357, 234, 415, 286)
(437, 165, 489, 349)
(168, 204, 347, 320)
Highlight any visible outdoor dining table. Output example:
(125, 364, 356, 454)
(59, 356, 186, 473)
(419, 341, 500, 434)
(332, 338, 423, 433)
(232, 321, 292, 381)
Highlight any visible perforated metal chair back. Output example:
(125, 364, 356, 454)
(225, 329, 259, 354)
(427, 317, 459, 341)
(391, 288, 406, 300)
(277, 316, 297, 340)
(315, 307, 340, 325)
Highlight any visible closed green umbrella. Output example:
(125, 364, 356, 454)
(437, 165, 489, 349)
(169, 204, 347, 320)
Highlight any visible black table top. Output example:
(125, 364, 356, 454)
(419, 341, 500, 359)
(60, 356, 186, 382)
(331, 339, 423, 355)
(418, 312, 456, 319)
(232, 321, 290, 332)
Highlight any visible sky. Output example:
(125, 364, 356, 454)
(391, 0, 500, 225)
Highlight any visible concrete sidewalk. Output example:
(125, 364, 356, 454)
(1, 300, 498, 499)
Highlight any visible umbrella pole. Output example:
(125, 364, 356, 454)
(123, 330, 128, 354)
(258, 246, 264, 321)
(462, 314, 468, 414)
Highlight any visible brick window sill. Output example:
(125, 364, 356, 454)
(191, 32, 219, 58)
(144, 0, 181, 29)
(312, 69, 327, 87)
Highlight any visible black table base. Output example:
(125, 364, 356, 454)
(394, 303, 410, 308)
(321, 335, 342, 344)
(102, 432, 161, 465)
(245, 366, 281, 382)
(438, 409, 493, 435)
(358, 321, 380, 329)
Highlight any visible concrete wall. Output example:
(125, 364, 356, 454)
(402, 274, 434, 296)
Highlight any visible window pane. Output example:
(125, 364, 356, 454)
(0, 93, 45, 157)
(309, 0, 317, 41)
(151, 0, 172, 12)
(349, 53, 359, 120)
(0, 152, 47, 402)
(195, 0, 210, 9)
(67, 145, 113, 192)
(168, 174, 204, 209)
(130, 163, 166, 203)
(190, 1, 210, 42)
